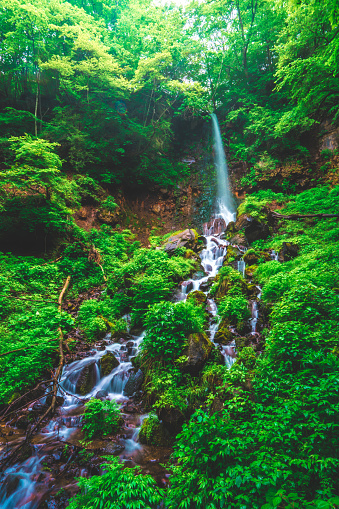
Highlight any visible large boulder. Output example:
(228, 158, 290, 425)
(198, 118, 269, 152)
(163, 229, 199, 254)
(123, 369, 144, 397)
(235, 214, 270, 244)
(182, 333, 213, 374)
(99, 352, 119, 376)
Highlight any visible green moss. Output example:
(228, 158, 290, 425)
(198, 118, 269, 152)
(99, 352, 119, 376)
(138, 413, 172, 446)
(187, 290, 207, 306)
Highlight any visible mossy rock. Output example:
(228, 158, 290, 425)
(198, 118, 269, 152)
(97, 206, 121, 226)
(99, 352, 119, 376)
(214, 319, 233, 345)
(243, 249, 259, 265)
(224, 246, 242, 265)
(214, 276, 248, 302)
(182, 332, 213, 374)
(187, 290, 207, 306)
(246, 283, 259, 298)
(138, 415, 172, 446)
(245, 265, 258, 278)
(225, 221, 236, 237)
(7, 392, 21, 405)
(163, 229, 199, 254)
(229, 233, 247, 246)
(235, 213, 270, 244)
(131, 353, 142, 370)
(235, 336, 251, 351)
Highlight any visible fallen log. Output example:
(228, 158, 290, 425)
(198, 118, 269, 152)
(272, 212, 339, 220)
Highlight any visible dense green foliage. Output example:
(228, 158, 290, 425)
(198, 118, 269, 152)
(68, 457, 163, 509)
(166, 186, 339, 508)
(142, 300, 205, 361)
(82, 398, 122, 439)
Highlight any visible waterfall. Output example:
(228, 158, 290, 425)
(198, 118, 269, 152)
(211, 113, 236, 224)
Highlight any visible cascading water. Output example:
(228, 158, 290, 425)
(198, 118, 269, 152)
(211, 113, 236, 224)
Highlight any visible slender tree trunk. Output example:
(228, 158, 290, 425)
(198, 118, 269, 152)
(34, 70, 39, 137)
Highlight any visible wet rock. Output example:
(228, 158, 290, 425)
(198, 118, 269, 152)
(199, 278, 214, 291)
(130, 354, 141, 370)
(181, 280, 193, 293)
(73, 361, 98, 396)
(102, 443, 124, 455)
(204, 217, 226, 235)
(123, 405, 138, 414)
(52, 451, 62, 461)
(99, 352, 119, 376)
(182, 333, 213, 374)
(192, 270, 207, 280)
(31, 400, 49, 414)
(278, 242, 300, 262)
(123, 369, 144, 397)
(95, 390, 109, 400)
(229, 233, 247, 246)
(139, 415, 172, 446)
(163, 229, 199, 254)
(187, 290, 207, 306)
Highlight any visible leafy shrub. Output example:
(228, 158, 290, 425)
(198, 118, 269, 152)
(101, 196, 118, 212)
(77, 300, 108, 341)
(141, 300, 205, 361)
(218, 294, 250, 324)
(82, 398, 122, 439)
(131, 273, 174, 325)
(68, 457, 163, 509)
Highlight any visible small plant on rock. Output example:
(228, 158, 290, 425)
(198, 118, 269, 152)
(82, 398, 122, 439)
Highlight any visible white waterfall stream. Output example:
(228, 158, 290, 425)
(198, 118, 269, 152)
(211, 113, 236, 224)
